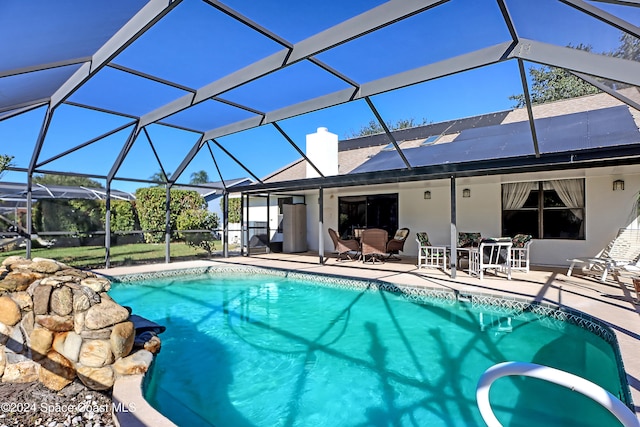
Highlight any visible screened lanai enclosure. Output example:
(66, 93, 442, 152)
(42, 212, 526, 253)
(1, 0, 640, 269)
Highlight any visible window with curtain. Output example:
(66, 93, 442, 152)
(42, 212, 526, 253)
(501, 179, 585, 240)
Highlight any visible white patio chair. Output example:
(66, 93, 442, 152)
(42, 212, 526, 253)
(469, 238, 512, 280)
(416, 232, 448, 271)
(510, 234, 533, 273)
(567, 228, 640, 282)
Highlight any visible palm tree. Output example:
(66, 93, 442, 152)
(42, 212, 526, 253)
(190, 170, 209, 184)
(149, 170, 170, 184)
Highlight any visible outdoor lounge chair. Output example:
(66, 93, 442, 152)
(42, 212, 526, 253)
(469, 237, 512, 280)
(386, 228, 410, 260)
(328, 228, 360, 261)
(416, 232, 448, 271)
(361, 228, 388, 264)
(567, 228, 640, 282)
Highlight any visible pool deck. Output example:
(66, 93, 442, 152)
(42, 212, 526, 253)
(96, 253, 640, 422)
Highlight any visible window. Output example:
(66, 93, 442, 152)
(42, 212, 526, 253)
(502, 179, 585, 240)
(421, 135, 440, 145)
(338, 194, 398, 239)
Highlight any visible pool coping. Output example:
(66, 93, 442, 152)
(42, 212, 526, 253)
(104, 263, 635, 426)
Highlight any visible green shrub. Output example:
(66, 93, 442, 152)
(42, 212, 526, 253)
(135, 187, 207, 243)
(176, 209, 220, 256)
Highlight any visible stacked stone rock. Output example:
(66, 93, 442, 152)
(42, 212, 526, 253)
(0, 256, 160, 391)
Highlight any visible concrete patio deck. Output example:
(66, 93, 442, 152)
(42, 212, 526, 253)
(97, 252, 640, 419)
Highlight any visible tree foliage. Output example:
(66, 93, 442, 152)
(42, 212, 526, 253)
(135, 187, 207, 243)
(149, 170, 170, 185)
(189, 170, 209, 184)
(176, 208, 219, 256)
(33, 174, 103, 188)
(510, 37, 640, 108)
(222, 197, 242, 223)
(0, 154, 13, 179)
(347, 117, 430, 138)
(509, 44, 599, 108)
(100, 200, 138, 232)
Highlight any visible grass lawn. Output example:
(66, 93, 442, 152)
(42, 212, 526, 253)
(0, 241, 229, 269)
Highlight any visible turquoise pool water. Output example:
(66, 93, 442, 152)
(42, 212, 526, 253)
(109, 273, 627, 427)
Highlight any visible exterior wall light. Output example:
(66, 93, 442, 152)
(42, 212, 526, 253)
(462, 188, 471, 198)
(424, 190, 431, 200)
(613, 179, 624, 191)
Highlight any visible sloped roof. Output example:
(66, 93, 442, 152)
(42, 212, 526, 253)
(264, 89, 640, 182)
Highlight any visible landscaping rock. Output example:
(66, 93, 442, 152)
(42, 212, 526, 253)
(2, 360, 39, 383)
(0, 321, 10, 345)
(110, 321, 134, 359)
(29, 259, 62, 274)
(50, 286, 73, 316)
(39, 350, 76, 391)
(79, 339, 113, 368)
(0, 296, 21, 326)
(36, 314, 74, 332)
(85, 299, 129, 330)
(53, 331, 83, 363)
(30, 328, 53, 360)
(72, 288, 91, 312)
(81, 277, 111, 293)
(76, 365, 114, 391)
(33, 284, 52, 314)
(113, 350, 153, 376)
(11, 291, 33, 311)
(0, 257, 163, 392)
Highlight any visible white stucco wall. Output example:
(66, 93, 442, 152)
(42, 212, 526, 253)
(259, 165, 640, 268)
(250, 166, 640, 266)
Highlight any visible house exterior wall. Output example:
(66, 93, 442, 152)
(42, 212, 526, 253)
(291, 166, 640, 268)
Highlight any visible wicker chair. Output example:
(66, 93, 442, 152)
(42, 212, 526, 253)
(386, 228, 410, 260)
(328, 228, 360, 261)
(361, 228, 388, 264)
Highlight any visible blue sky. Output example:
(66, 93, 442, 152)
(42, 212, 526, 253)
(1, 0, 639, 194)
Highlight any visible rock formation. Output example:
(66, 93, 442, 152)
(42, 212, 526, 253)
(0, 256, 161, 391)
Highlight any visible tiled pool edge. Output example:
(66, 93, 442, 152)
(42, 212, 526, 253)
(104, 264, 635, 423)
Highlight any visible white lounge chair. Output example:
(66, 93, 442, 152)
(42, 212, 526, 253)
(567, 228, 640, 282)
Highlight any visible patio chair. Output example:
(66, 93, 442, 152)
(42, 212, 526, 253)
(567, 228, 640, 282)
(386, 228, 410, 260)
(469, 237, 512, 280)
(457, 232, 482, 270)
(416, 232, 448, 271)
(510, 234, 533, 272)
(361, 228, 388, 264)
(328, 228, 360, 261)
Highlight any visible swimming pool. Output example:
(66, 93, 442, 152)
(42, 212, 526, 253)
(109, 268, 630, 427)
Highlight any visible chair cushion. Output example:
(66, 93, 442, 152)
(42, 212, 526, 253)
(394, 229, 409, 240)
(512, 234, 532, 248)
(416, 232, 431, 246)
(458, 232, 481, 248)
